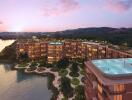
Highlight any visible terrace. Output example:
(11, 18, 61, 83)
(92, 58, 132, 75)
(49, 41, 63, 45)
(85, 58, 132, 85)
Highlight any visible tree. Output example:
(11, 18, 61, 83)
(75, 85, 85, 100)
(19, 52, 29, 62)
(57, 58, 69, 69)
(70, 62, 79, 77)
(60, 77, 73, 97)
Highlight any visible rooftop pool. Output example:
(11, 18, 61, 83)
(92, 58, 132, 75)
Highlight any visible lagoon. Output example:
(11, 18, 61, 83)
(0, 64, 52, 100)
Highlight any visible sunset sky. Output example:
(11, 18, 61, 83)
(0, 0, 132, 32)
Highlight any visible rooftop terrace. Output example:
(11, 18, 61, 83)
(92, 58, 132, 76)
(49, 41, 63, 45)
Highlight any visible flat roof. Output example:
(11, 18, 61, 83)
(85, 58, 132, 85)
(82, 42, 100, 45)
(49, 41, 63, 45)
(92, 58, 132, 75)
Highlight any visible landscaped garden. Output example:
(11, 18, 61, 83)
(59, 69, 68, 77)
(15, 57, 85, 100)
(18, 63, 28, 68)
(71, 78, 80, 85)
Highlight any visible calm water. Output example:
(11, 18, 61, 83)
(0, 64, 52, 100)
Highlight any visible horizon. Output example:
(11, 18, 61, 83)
(0, 0, 132, 32)
(0, 26, 132, 33)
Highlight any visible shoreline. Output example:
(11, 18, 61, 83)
(14, 64, 85, 100)
(14, 64, 59, 100)
(0, 59, 16, 63)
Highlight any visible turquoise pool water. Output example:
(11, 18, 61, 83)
(92, 58, 132, 75)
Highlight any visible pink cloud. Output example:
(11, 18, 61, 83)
(107, 0, 132, 12)
(42, 0, 80, 16)
(0, 25, 7, 32)
(0, 21, 3, 24)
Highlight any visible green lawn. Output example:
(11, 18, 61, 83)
(69, 72, 79, 77)
(80, 69, 85, 75)
(30, 62, 37, 68)
(18, 63, 28, 67)
(59, 69, 68, 77)
(71, 78, 80, 86)
(61, 98, 68, 100)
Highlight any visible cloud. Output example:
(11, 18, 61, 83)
(107, 0, 132, 12)
(0, 21, 3, 24)
(42, 0, 80, 16)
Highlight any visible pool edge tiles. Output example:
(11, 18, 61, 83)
(92, 58, 132, 76)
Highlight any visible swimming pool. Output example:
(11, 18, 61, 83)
(92, 58, 132, 75)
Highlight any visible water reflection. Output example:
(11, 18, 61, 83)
(0, 64, 52, 100)
(16, 70, 35, 83)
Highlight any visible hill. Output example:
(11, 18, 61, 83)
(0, 41, 17, 62)
(51, 27, 132, 47)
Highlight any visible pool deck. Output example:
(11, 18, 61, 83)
(85, 58, 132, 85)
(92, 58, 132, 75)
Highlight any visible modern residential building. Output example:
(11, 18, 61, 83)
(48, 42, 63, 63)
(64, 40, 82, 59)
(85, 58, 132, 100)
(16, 40, 48, 60)
(16, 39, 132, 63)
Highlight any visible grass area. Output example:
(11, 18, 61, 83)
(71, 78, 80, 86)
(59, 69, 68, 77)
(61, 98, 68, 100)
(69, 72, 79, 77)
(80, 69, 85, 75)
(30, 62, 37, 68)
(18, 63, 28, 67)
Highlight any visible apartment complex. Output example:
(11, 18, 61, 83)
(85, 58, 132, 100)
(16, 39, 132, 63)
(48, 42, 63, 64)
(16, 40, 48, 60)
(64, 41, 82, 59)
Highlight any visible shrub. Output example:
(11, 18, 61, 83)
(30, 62, 37, 68)
(80, 69, 85, 75)
(70, 62, 79, 73)
(59, 69, 68, 77)
(60, 77, 73, 98)
(57, 58, 69, 69)
(18, 63, 28, 67)
(71, 78, 80, 86)
(38, 59, 46, 67)
(75, 85, 85, 100)
(69, 72, 79, 77)
(61, 97, 68, 100)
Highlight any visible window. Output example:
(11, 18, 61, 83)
(114, 95, 122, 100)
(98, 84, 103, 94)
(98, 92, 103, 100)
(19, 49, 24, 52)
(114, 84, 125, 92)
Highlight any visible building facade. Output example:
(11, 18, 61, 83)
(48, 42, 63, 63)
(16, 40, 48, 60)
(16, 39, 132, 63)
(85, 58, 132, 100)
